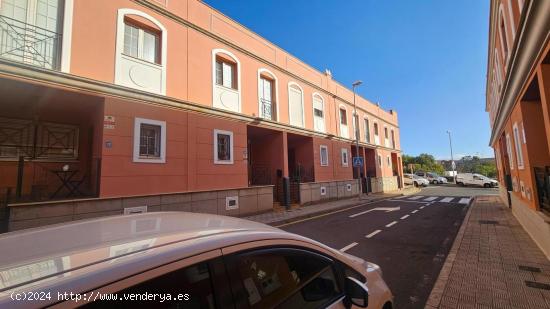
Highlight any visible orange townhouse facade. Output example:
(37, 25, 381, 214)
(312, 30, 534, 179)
(486, 0, 550, 257)
(0, 0, 403, 231)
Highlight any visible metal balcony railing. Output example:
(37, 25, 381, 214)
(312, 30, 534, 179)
(0, 15, 62, 70)
(261, 98, 273, 120)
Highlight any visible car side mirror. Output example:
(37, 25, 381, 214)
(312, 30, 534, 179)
(344, 277, 368, 308)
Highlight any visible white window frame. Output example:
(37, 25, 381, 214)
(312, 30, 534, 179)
(378, 154, 383, 168)
(498, 5, 511, 62)
(384, 125, 389, 147)
(339, 104, 349, 139)
(288, 82, 305, 128)
(373, 121, 380, 145)
(521, 122, 526, 143)
(506, 133, 514, 170)
(387, 155, 391, 167)
(390, 128, 396, 149)
(133, 117, 166, 163)
(214, 129, 234, 165)
(352, 111, 360, 140)
(512, 123, 524, 169)
(115, 8, 167, 95)
(257, 68, 279, 121)
(312, 92, 325, 133)
(320, 145, 329, 167)
(341, 148, 349, 167)
(363, 117, 370, 143)
(212, 49, 242, 112)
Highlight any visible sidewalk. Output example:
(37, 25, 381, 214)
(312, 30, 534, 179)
(245, 190, 414, 226)
(426, 195, 550, 309)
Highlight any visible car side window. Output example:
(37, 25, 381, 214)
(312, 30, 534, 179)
(83, 262, 217, 309)
(227, 248, 342, 309)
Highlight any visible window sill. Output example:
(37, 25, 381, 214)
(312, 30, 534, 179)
(121, 53, 162, 68)
(214, 160, 234, 165)
(134, 157, 166, 164)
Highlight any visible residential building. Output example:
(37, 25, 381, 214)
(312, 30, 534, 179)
(486, 0, 550, 257)
(0, 0, 403, 231)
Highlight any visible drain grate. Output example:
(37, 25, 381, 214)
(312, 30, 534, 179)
(525, 281, 550, 290)
(519, 265, 542, 273)
(479, 220, 499, 225)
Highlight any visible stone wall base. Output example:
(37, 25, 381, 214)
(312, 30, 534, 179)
(7, 186, 273, 231)
(510, 193, 550, 260)
(370, 176, 398, 193)
(299, 180, 360, 205)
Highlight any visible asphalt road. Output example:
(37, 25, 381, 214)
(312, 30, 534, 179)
(280, 185, 499, 309)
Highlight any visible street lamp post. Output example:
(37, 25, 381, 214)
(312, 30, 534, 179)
(352, 80, 363, 195)
(446, 130, 456, 181)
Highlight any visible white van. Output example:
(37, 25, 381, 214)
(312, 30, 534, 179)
(456, 173, 498, 188)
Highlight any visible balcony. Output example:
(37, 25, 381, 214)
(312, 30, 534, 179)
(261, 98, 273, 120)
(0, 15, 62, 70)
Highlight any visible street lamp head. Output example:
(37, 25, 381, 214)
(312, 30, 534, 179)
(352, 80, 363, 87)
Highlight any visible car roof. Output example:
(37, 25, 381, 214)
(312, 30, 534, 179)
(0, 212, 306, 293)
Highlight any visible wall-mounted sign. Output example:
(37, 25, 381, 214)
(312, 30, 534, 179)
(104, 115, 116, 129)
(105, 140, 113, 149)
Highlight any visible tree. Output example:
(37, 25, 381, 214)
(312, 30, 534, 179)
(402, 153, 445, 175)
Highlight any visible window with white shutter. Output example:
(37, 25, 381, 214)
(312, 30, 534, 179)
(289, 83, 304, 127)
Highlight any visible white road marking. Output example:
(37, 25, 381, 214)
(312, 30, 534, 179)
(440, 197, 454, 203)
(408, 195, 424, 200)
(349, 207, 400, 218)
(389, 199, 429, 204)
(366, 230, 382, 238)
(386, 221, 398, 227)
(459, 198, 471, 204)
(401, 215, 410, 219)
(340, 242, 358, 252)
(423, 196, 438, 201)
(412, 210, 419, 213)
(420, 206, 426, 209)
(393, 196, 406, 199)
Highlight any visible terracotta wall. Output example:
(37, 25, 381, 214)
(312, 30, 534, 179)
(68, 0, 401, 145)
(312, 137, 353, 182)
(100, 98, 247, 198)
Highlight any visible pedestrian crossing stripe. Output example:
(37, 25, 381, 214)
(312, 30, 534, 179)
(458, 198, 471, 204)
(440, 197, 454, 203)
(423, 196, 438, 201)
(408, 196, 424, 200)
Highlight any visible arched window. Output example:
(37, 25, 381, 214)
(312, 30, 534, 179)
(498, 5, 510, 61)
(212, 49, 241, 113)
(312, 93, 325, 132)
(115, 8, 167, 95)
(352, 111, 360, 140)
(339, 104, 349, 138)
(258, 68, 278, 120)
(363, 117, 371, 144)
(373, 121, 380, 145)
(288, 82, 304, 127)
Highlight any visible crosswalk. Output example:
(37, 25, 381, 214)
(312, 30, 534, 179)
(393, 195, 472, 204)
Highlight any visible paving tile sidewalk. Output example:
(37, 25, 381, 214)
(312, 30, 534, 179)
(245, 191, 409, 226)
(426, 195, 550, 309)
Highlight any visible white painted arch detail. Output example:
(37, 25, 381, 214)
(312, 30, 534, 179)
(338, 103, 349, 139)
(257, 68, 279, 121)
(115, 8, 167, 95)
(212, 48, 242, 113)
(288, 82, 305, 128)
(312, 92, 325, 133)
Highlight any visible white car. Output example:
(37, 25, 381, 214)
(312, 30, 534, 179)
(404, 173, 429, 187)
(456, 173, 498, 188)
(425, 172, 448, 184)
(0, 212, 393, 309)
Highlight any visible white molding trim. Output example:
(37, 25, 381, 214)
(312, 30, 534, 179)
(133, 117, 167, 163)
(320, 144, 328, 166)
(288, 81, 305, 128)
(213, 129, 234, 164)
(115, 8, 167, 95)
(257, 68, 279, 120)
(363, 116, 370, 143)
(60, 0, 73, 73)
(338, 103, 348, 138)
(512, 122, 524, 169)
(341, 148, 349, 167)
(498, 4, 511, 63)
(212, 48, 242, 113)
(506, 0, 516, 38)
(312, 92, 325, 133)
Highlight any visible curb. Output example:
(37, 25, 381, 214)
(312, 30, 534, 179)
(425, 196, 475, 308)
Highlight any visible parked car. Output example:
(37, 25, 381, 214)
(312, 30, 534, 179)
(425, 172, 448, 184)
(456, 173, 499, 188)
(0, 212, 393, 309)
(404, 173, 429, 187)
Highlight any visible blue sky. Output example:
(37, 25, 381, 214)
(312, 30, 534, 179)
(204, 0, 492, 160)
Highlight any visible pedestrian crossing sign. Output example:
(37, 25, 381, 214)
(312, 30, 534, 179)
(353, 157, 364, 167)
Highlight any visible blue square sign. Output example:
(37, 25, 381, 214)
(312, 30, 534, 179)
(353, 157, 364, 167)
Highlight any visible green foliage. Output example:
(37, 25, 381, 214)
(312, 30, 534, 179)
(402, 153, 445, 175)
(459, 156, 497, 178)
